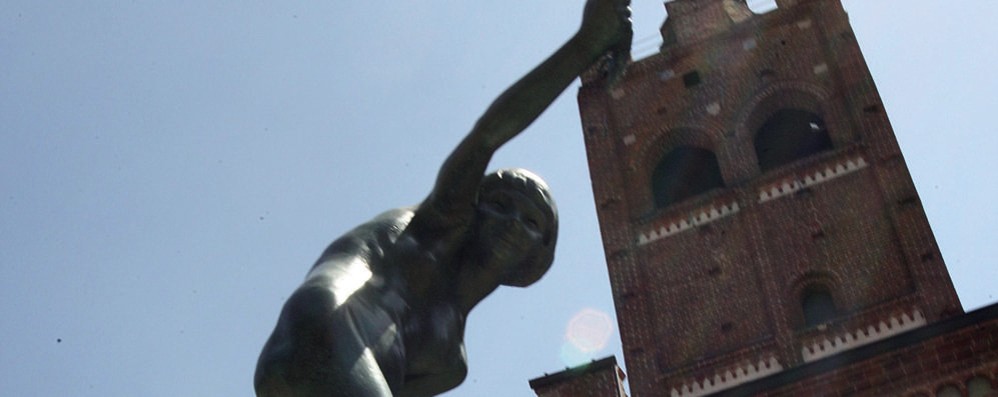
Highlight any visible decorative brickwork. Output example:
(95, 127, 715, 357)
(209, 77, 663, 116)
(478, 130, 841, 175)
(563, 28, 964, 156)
(714, 304, 998, 397)
(800, 309, 925, 362)
(637, 200, 740, 244)
(669, 356, 783, 397)
(756, 156, 867, 203)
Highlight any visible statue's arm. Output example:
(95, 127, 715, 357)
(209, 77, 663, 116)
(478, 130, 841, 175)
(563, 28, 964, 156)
(417, 0, 632, 225)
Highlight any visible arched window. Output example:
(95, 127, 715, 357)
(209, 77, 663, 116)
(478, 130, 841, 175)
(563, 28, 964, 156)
(651, 146, 725, 208)
(802, 286, 836, 327)
(754, 109, 832, 172)
(936, 384, 961, 397)
(968, 376, 996, 397)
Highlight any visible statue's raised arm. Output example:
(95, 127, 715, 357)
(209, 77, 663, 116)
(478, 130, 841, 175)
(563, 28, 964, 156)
(255, 1, 631, 396)
(416, 0, 632, 229)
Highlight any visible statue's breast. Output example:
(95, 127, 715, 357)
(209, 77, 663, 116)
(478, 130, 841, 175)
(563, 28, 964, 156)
(402, 303, 468, 378)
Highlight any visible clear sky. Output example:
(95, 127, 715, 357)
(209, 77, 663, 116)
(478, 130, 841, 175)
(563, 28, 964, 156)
(2, 1, 996, 396)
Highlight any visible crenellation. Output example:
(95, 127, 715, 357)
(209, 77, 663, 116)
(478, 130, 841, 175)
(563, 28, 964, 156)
(669, 356, 784, 397)
(801, 309, 927, 362)
(758, 155, 868, 203)
(637, 200, 740, 245)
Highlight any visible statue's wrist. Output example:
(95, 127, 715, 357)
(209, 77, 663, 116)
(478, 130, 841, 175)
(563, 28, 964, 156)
(569, 32, 607, 63)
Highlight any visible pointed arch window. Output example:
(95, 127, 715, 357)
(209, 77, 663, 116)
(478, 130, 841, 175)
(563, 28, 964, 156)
(754, 109, 832, 172)
(651, 146, 725, 208)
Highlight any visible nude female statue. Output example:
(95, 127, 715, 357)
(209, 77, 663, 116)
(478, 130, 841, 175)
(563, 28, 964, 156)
(254, 1, 632, 395)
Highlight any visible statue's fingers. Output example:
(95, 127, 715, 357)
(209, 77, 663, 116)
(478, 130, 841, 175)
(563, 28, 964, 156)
(605, 32, 632, 89)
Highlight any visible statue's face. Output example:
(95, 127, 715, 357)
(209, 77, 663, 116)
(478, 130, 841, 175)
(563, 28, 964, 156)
(475, 187, 550, 265)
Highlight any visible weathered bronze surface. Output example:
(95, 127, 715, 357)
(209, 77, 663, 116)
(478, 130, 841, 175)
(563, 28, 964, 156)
(255, 1, 631, 395)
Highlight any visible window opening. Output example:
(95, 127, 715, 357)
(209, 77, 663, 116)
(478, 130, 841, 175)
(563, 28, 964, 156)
(802, 286, 836, 327)
(754, 109, 833, 172)
(651, 146, 724, 208)
(968, 376, 996, 397)
(863, 103, 883, 113)
(683, 71, 702, 88)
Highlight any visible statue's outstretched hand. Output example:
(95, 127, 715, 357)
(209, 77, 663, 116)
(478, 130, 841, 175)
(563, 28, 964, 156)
(578, 0, 632, 84)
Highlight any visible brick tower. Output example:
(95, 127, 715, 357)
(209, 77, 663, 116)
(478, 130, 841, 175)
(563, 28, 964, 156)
(576, 0, 963, 396)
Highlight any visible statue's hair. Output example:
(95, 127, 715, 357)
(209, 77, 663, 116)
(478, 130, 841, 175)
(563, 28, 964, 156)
(479, 168, 558, 287)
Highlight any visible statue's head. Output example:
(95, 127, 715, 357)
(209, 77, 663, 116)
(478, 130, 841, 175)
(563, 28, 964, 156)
(476, 168, 558, 287)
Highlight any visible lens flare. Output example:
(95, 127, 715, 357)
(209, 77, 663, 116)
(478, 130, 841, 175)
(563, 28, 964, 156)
(559, 308, 613, 366)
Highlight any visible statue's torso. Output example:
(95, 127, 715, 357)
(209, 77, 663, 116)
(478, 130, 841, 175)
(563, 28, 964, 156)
(312, 208, 471, 394)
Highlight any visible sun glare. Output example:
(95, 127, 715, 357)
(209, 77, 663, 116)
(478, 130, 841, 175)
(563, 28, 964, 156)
(559, 308, 614, 366)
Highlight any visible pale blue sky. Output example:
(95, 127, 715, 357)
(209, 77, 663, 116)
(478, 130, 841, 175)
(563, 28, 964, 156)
(2, 1, 996, 396)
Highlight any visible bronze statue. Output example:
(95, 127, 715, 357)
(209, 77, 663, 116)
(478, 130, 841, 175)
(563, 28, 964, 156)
(254, 1, 632, 395)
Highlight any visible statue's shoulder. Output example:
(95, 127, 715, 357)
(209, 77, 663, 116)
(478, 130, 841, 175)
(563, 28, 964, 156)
(310, 207, 417, 271)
